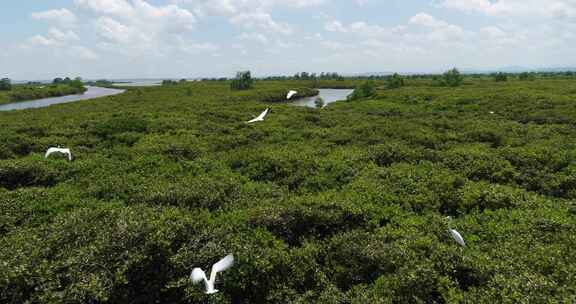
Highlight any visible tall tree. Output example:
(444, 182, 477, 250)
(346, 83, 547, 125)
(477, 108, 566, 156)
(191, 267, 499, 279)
(0, 78, 12, 91)
(230, 71, 253, 90)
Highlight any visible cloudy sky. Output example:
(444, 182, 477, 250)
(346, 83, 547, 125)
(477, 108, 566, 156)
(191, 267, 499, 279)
(2, 0, 576, 80)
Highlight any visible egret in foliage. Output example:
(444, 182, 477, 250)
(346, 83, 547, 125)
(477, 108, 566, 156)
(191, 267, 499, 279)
(447, 216, 466, 247)
(287, 90, 298, 100)
(191, 254, 234, 294)
(45, 147, 73, 161)
(246, 108, 270, 124)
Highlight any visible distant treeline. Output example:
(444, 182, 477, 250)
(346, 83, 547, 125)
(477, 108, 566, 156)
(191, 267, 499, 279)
(196, 70, 576, 82)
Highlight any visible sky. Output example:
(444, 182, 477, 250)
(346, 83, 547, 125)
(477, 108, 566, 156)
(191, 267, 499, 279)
(1, 0, 576, 80)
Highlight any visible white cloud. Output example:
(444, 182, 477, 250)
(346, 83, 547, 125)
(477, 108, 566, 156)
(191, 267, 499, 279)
(27, 28, 80, 47)
(31, 8, 77, 27)
(177, 0, 328, 14)
(238, 32, 269, 44)
(174, 0, 327, 34)
(76, 0, 197, 31)
(70, 46, 100, 60)
(231, 12, 292, 34)
(13, 0, 576, 78)
(409, 13, 467, 41)
(74, 0, 200, 56)
(24, 27, 99, 61)
(177, 41, 220, 54)
(95, 17, 151, 45)
(74, 0, 134, 17)
(325, 20, 404, 37)
(321, 40, 356, 51)
(439, 0, 576, 20)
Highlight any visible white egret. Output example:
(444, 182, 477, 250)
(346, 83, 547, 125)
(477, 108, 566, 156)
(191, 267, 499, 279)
(246, 108, 270, 124)
(447, 216, 466, 247)
(287, 90, 298, 100)
(191, 254, 234, 294)
(45, 147, 73, 161)
(489, 111, 495, 115)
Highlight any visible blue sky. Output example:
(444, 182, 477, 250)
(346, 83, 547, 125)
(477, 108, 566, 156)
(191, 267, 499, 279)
(2, 0, 576, 80)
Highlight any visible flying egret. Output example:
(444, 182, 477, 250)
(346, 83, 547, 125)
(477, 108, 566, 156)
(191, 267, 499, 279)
(246, 108, 270, 124)
(45, 147, 73, 161)
(287, 90, 298, 100)
(447, 216, 466, 247)
(489, 111, 495, 114)
(191, 254, 234, 294)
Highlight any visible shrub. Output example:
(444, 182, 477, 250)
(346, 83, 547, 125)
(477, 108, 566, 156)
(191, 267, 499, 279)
(518, 72, 536, 81)
(494, 72, 508, 82)
(386, 73, 405, 89)
(347, 81, 377, 101)
(437, 68, 463, 87)
(0, 159, 60, 190)
(314, 97, 325, 108)
(230, 71, 253, 90)
(0, 78, 11, 91)
(250, 201, 368, 246)
(368, 142, 420, 166)
(90, 116, 148, 138)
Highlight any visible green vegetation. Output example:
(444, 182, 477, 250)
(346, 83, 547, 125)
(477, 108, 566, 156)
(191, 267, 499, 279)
(347, 80, 377, 101)
(519, 72, 536, 81)
(0, 76, 87, 104)
(387, 73, 405, 89)
(231, 71, 254, 90)
(162, 79, 180, 86)
(0, 78, 11, 91)
(494, 72, 508, 82)
(86, 79, 115, 87)
(435, 68, 464, 87)
(314, 96, 325, 108)
(0, 83, 87, 105)
(0, 77, 575, 303)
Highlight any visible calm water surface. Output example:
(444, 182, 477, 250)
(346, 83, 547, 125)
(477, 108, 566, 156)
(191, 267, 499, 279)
(0, 86, 125, 111)
(291, 89, 353, 108)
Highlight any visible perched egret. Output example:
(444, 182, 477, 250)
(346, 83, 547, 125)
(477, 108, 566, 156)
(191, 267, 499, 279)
(246, 108, 270, 124)
(287, 90, 298, 100)
(191, 254, 234, 294)
(447, 216, 466, 247)
(45, 147, 73, 161)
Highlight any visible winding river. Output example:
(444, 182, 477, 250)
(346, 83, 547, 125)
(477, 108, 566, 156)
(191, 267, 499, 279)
(290, 89, 353, 108)
(0, 86, 125, 112)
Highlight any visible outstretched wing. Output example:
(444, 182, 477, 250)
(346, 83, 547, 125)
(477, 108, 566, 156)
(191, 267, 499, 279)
(45, 147, 55, 158)
(450, 229, 466, 247)
(209, 254, 234, 283)
(247, 109, 269, 123)
(65, 149, 73, 161)
(256, 108, 269, 120)
(191, 268, 208, 284)
(287, 90, 298, 100)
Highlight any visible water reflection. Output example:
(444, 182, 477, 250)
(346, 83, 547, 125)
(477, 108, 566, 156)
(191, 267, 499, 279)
(291, 89, 353, 108)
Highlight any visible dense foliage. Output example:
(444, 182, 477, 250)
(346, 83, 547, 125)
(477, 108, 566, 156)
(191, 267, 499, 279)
(347, 80, 377, 101)
(0, 78, 575, 303)
(0, 83, 87, 104)
(86, 79, 115, 87)
(386, 73, 405, 89)
(518, 72, 536, 81)
(0, 78, 11, 91)
(493, 73, 508, 82)
(436, 68, 464, 87)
